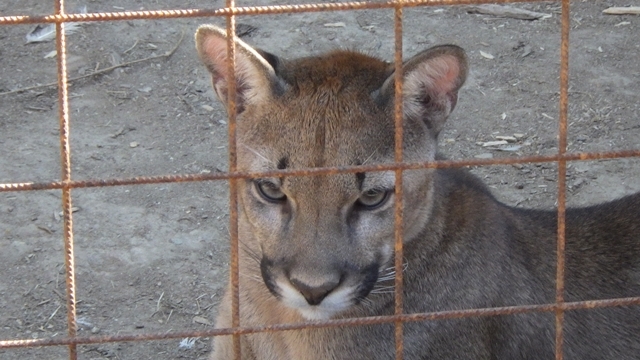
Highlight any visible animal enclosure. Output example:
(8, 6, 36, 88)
(1, 0, 639, 359)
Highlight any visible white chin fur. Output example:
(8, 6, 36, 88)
(298, 307, 337, 321)
(278, 281, 354, 321)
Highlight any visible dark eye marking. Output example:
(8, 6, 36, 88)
(277, 157, 289, 170)
(355, 172, 365, 191)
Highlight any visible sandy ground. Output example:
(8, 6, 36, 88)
(1, 0, 639, 359)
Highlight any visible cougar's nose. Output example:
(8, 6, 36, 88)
(289, 278, 340, 306)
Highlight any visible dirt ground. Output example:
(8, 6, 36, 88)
(1, 0, 639, 359)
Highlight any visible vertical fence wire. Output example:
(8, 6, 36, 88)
(0, 1, 639, 359)
(555, 0, 571, 360)
(554, 0, 571, 358)
(392, 2, 406, 360)
(223, 2, 242, 359)
(53, 0, 78, 359)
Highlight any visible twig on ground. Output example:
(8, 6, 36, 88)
(0, 31, 185, 96)
(44, 304, 62, 328)
(603, 7, 640, 15)
(123, 39, 139, 54)
(157, 291, 165, 312)
(467, 4, 552, 20)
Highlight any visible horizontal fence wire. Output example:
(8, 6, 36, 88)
(2, 297, 640, 349)
(3, 151, 640, 193)
(1, 0, 559, 25)
(1, 0, 639, 359)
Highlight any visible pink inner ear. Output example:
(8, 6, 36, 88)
(426, 55, 461, 95)
(202, 36, 230, 80)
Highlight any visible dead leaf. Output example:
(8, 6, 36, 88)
(496, 135, 517, 142)
(467, 5, 552, 20)
(497, 145, 523, 152)
(37, 226, 53, 234)
(482, 140, 508, 147)
(480, 51, 494, 60)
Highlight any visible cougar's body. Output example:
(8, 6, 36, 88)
(196, 25, 640, 359)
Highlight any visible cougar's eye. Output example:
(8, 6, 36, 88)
(356, 188, 390, 210)
(255, 180, 286, 203)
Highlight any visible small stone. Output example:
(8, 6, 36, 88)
(323, 22, 346, 28)
(129, 142, 139, 148)
(193, 316, 212, 325)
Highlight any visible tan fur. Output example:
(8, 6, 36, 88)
(196, 25, 640, 359)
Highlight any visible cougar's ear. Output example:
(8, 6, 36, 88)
(379, 45, 468, 136)
(195, 25, 285, 114)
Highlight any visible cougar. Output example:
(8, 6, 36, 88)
(196, 25, 640, 359)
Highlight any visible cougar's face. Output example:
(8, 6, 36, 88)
(196, 27, 464, 319)
(236, 93, 436, 321)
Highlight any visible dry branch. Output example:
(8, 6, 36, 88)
(467, 4, 552, 20)
(0, 31, 185, 96)
(603, 7, 640, 15)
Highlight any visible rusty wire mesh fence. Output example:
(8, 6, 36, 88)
(1, 0, 640, 359)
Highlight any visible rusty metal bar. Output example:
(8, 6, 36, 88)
(53, 1, 78, 359)
(223, 3, 242, 359)
(2, 296, 640, 350)
(554, 0, 571, 358)
(393, 2, 405, 359)
(1, 1, 640, 359)
(0, 0, 561, 26)
(3, 150, 640, 194)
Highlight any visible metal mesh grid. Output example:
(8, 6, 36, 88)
(1, 1, 640, 359)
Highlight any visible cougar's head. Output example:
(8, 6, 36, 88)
(196, 25, 467, 321)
